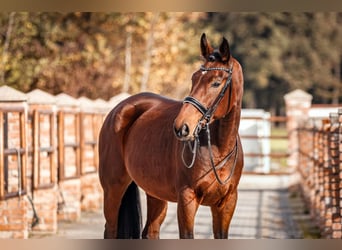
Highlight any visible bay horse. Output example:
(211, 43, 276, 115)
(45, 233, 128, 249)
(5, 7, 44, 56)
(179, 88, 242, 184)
(99, 33, 244, 239)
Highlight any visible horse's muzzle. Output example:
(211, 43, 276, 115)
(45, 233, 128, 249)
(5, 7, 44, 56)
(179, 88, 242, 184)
(173, 123, 191, 141)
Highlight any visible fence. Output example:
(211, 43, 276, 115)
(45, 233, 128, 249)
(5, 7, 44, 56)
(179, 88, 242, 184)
(0, 86, 341, 238)
(297, 109, 342, 238)
(240, 109, 288, 173)
(283, 89, 342, 238)
(0, 86, 110, 238)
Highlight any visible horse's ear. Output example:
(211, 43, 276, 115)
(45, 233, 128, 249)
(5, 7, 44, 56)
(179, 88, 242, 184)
(200, 33, 213, 60)
(219, 36, 231, 63)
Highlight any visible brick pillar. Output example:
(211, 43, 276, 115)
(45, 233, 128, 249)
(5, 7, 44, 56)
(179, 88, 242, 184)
(312, 122, 322, 225)
(78, 97, 104, 212)
(26, 89, 58, 234)
(322, 119, 331, 237)
(339, 109, 342, 238)
(55, 93, 81, 222)
(0, 85, 29, 238)
(339, 108, 342, 238)
(284, 89, 313, 171)
(328, 111, 341, 238)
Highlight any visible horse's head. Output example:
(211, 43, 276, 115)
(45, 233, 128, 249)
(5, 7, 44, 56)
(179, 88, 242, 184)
(174, 33, 243, 141)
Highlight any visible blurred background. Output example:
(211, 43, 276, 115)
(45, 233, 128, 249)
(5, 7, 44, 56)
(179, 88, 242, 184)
(0, 12, 341, 239)
(0, 12, 341, 117)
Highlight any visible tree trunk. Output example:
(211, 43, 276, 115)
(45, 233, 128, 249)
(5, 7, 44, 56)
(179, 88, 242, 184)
(332, 56, 341, 104)
(122, 31, 132, 93)
(1, 12, 15, 84)
(140, 12, 159, 92)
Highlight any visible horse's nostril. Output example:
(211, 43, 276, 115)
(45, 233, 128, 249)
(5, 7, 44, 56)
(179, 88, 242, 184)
(174, 123, 190, 139)
(181, 124, 189, 137)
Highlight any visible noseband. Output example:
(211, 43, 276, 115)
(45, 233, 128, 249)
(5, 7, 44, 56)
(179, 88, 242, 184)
(181, 64, 238, 185)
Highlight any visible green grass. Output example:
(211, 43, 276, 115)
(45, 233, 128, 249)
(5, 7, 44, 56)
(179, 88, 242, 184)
(270, 127, 288, 152)
(270, 126, 289, 172)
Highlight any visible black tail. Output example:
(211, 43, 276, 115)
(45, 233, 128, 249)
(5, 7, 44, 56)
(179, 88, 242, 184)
(117, 182, 142, 239)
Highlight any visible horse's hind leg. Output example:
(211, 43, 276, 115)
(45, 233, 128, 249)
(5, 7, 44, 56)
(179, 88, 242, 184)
(210, 189, 238, 239)
(103, 176, 131, 238)
(142, 194, 168, 239)
(100, 150, 132, 238)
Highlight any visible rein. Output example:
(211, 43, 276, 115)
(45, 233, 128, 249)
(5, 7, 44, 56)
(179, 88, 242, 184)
(181, 64, 238, 185)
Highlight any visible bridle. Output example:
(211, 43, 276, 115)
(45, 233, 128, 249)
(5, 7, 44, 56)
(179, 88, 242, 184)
(183, 65, 233, 126)
(181, 64, 238, 185)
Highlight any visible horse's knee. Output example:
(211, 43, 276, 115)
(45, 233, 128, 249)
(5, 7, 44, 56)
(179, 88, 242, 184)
(177, 189, 199, 238)
(211, 191, 238, 239)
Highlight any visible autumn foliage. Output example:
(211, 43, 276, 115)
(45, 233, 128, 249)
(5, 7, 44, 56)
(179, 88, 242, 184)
(0, 12, 341, 114)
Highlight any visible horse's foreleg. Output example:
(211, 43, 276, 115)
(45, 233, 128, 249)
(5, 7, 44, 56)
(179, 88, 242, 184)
(210, 189, 238, 239)
(177, 188, 199, 239)
(142, 194, 168, 239)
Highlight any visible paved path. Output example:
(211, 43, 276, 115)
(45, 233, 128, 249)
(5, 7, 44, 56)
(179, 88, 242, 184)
(156, 174, 303, 239)
(31, 174, 315, 239)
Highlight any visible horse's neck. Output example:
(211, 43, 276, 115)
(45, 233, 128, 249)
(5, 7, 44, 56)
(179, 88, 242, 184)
(214, 107, 240, 153)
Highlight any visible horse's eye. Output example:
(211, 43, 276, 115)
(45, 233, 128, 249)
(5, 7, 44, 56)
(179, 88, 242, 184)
(211, 81, 221, 88)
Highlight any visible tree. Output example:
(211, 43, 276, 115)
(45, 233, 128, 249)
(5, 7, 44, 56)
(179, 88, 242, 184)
(1, 12, 206, 100)
(0, 12, 340, 111)
(204, 12, 342, 113)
